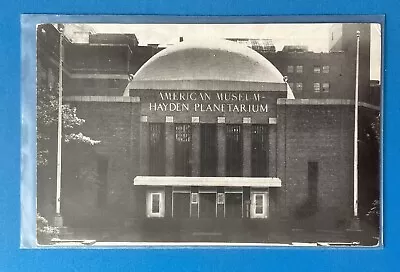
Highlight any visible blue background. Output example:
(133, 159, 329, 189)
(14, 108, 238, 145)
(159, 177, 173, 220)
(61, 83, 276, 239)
(0, 0, 398, 271)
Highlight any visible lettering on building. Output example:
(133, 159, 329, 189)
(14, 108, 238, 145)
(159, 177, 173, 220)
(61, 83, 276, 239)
(147, 91, 268, 113)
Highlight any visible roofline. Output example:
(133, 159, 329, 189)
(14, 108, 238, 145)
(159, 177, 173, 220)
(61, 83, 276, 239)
(277, 99, 381, 110)
(277, 98, 353, 105)
(127, 80, 287, 93)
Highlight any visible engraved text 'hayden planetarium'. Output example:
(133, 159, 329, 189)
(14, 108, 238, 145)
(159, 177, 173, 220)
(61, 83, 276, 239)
(148, 91, 268, 113)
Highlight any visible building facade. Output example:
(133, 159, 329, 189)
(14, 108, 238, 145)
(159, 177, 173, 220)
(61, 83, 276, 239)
(37, 24, 380, 243)
(63, 39, 360, 242)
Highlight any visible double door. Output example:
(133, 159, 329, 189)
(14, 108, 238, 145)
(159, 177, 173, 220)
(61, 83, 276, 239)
(172, 191, 243, 219)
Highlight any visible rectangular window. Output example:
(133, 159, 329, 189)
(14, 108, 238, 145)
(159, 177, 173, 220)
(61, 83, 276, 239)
(226, 124, 243, 177)
(255, 194, 264, 214)
(322, 65, 330, 73)
(313, 66, 321, 73)
(322, 82, 330, 92)
(251, 125, 269, 177)
(217, 193, 225, 204)
(313, 82, 321, 92)
(191, 192, 199, 204)
(151, 193, 160, 213)
(296, 65, 303, 73)
(287, 65, 294, 73)
(147, 191, 165, 218)
(175, 124, 192, 176)
(308, 162, 318, 209)
(250, 192, 268, 218)
(296, 82, 303, 91)
(200, 124, 217, 176)
(149, 123, 166, 175)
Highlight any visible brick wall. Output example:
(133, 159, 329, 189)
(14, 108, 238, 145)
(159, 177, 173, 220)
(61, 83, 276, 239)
(64, 44, 131, 74)
(64, 77, 129, 96)
(277, 100, 355, 230)
(58, 96, 378, 231)
(61, 98, 140, 227)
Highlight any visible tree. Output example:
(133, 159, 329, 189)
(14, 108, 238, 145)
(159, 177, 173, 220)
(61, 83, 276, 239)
(366, 112, 381, 226)
(37, 212, 59, 244)
(36, 24, 101, 228)
(37, 84, 99, 166)
(371, 112, 381, 143)
(358, 110, 381, 243)
(36, 79, 100, 223)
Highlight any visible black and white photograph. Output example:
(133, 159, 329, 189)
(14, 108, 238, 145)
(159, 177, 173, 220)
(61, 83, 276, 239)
(35, 22, 382, 246)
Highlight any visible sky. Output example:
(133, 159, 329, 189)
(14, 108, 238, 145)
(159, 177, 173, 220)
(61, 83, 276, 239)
(85, 23, 382, 80)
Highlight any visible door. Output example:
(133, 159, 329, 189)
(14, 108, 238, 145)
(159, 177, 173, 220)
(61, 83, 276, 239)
(225, 193, 243, 218)
(200, 124, 217, 176)
(199, 193, 217, 218)
(173, 192, 190, 218)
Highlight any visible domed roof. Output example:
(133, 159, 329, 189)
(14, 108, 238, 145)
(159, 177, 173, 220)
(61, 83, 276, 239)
(132, 39, 285, 83)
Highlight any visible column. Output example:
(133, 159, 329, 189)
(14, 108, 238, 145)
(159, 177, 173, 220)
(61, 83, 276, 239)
(191, 117, 200, 176)
(267, 117, 278, 218)
(243, 187, 251, 219)
(129, 104, 139, 179)
(276, 103, 289, 219)
(165, 186, 172, 218)
(165, 116, 175, 176)
(217, 117, 226, 177)
(268, 118, 278, 218)
(242, 117, 252, 177)
(190, 187, 199, 218)
(139, 116, 149, 175)
(217, 187, 225, 218)
(268, 118, 277, 177)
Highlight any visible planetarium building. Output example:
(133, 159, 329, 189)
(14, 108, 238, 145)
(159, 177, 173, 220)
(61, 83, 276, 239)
(61, 39, 358, 242)
(111, 39, 352, 242)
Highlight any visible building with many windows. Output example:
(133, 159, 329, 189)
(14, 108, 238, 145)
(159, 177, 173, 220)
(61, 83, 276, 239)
(264, 50, 349, 100)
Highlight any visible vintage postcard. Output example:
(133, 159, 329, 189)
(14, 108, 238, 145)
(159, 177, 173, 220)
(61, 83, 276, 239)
(33, 21, 382, 247)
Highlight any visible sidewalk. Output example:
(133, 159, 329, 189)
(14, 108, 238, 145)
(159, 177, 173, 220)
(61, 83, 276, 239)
(44, 226, 378, 247)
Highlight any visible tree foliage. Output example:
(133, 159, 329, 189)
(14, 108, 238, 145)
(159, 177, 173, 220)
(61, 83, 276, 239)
(37, 85, 100, 166)
(370, 112, 381, 142)
(37, 213, 59, 244)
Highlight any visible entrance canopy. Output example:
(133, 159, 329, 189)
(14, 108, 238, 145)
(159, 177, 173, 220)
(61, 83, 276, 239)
(133, 176, 282, 188)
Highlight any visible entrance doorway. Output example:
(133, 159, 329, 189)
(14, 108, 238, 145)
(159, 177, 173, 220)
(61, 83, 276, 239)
(172, 192, 190, 218)
(225, 193, 243, 218)
(199, 193, 217, 218)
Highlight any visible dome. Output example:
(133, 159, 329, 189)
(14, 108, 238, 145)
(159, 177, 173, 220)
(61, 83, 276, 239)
(132, 39, 285, 83)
